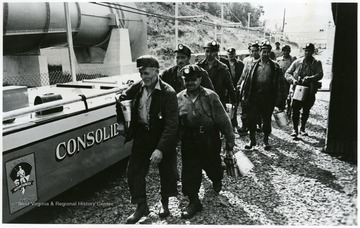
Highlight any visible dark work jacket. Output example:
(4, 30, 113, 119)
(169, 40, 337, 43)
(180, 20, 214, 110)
(119, 78, 179, 155)
(196, 59, 237, 106)
(220, 58, 244, 87)
(160, 65, 215, 93)
(240, 59, 287, 109)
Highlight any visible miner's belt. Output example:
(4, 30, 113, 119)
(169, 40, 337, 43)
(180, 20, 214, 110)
(184, 125, 215, 135)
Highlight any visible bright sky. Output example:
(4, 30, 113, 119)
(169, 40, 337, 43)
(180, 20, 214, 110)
(249, 0, 335, 43)
(252, 0, 333, 31)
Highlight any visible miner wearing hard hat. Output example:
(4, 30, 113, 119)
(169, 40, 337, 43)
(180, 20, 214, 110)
(240, 40, 287, 151)
(118, 55, 179, 223)
(196, 40, 237, 108)
(285, 43, 323, 138)
(161, 44, 214, 93)
(177, 64, 235, 219)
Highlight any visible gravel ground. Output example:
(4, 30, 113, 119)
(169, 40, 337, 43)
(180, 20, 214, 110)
(12, 52, 357, 225)
(13, 90, 357, 226)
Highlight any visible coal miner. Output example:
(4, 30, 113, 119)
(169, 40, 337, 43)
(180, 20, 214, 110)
(276, 44, 297, 118)
(196, 40, 237, 108)
(285, 43, 323, 138)
(161, 43, 214, 93)
(177, 64, 235, 219)
(118, 55, 179, 224)
(221, 47, 245, 134)
(237, 42, 261, 135)
(240, 40, 287, 150)
(160, 44, 214, 201)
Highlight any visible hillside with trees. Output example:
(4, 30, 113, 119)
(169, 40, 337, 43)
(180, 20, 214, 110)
(136, 2, 297, 69)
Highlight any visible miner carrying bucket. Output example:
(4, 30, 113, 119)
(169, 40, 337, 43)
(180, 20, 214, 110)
(285, 43, 323, 138)
(177, 64, 235, 219)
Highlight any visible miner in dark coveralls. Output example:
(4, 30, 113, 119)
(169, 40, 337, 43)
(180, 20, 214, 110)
(177, 64, 235, 219)
(160, 44, 214, 192)
(196, 40, 237, 108)
(240, 40, 287, 150)
(118, 55, 179, 224)
(161, 44, 214, 93)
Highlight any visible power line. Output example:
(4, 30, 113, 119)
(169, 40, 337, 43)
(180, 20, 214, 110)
(90, 2, 246, 29)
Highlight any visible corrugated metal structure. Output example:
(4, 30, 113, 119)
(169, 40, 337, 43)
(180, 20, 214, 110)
(324, 3, 357, 162)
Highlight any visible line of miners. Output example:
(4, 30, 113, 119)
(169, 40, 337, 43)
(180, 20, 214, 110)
(117, 39, 323, 224)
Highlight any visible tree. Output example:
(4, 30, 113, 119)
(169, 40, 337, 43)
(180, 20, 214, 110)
(225, 2, 264, 27)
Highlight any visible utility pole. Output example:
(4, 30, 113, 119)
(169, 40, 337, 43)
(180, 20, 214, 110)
(282, 8, 286, 39)
(64, 2, 76, 82)
(174, 2, 204, 48)
(263, 20, 266, 39)
(247, 13, 251, 39)
(220, 4, 224, 46)
(175, 2, 179, 48)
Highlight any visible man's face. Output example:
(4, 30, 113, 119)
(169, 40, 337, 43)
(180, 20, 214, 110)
(260, 48, 271, 60)
(304, 48, 314, 59)
(250, 47, 260, 59)
(176, 53, 190, 69)
(282, 48, 291, 58)
(227, 53, 236, 61)
(184, 76, 201, 92)
(139, 67, 158, 88)
(205, 48, 217, 62)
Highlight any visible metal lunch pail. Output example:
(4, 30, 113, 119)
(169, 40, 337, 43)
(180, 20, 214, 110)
(293, 85, 309, 101)
(273, 111, 289, 128)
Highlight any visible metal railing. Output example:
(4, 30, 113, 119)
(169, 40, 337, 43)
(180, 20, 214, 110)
(3, 87, 123, 121)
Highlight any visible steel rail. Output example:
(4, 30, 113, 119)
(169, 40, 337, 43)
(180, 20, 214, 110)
(3, 87, 124, 121)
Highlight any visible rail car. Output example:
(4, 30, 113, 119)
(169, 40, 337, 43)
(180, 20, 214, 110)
(2, 75, 142, 222)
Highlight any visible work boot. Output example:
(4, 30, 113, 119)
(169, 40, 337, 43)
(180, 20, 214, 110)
(290, 129, 298, 139)
(300, 126, 308, 136)
(263, 135, 271, 151)
(159, 197, 170, 218)
(292, 121, 299, 139)
(245, 131, 256, 149)
(212, 180, 222, 193)
(181, 196, 203, 219)
(125, 201, 150, 224)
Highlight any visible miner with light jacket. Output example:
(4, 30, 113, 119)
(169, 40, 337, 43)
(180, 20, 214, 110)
(285, 43, 323, 138)
(177, 64, 235, 219)
(118, 55, 179, 224)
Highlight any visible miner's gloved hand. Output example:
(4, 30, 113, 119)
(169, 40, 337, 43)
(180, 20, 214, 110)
(150, 149, 163, 164)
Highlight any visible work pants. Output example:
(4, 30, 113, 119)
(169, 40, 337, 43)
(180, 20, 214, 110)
(127, 127, 178, 204)
(292, 95, 316, 130)
(181, 128, 223, 198)
(246, 94, 275, 136)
